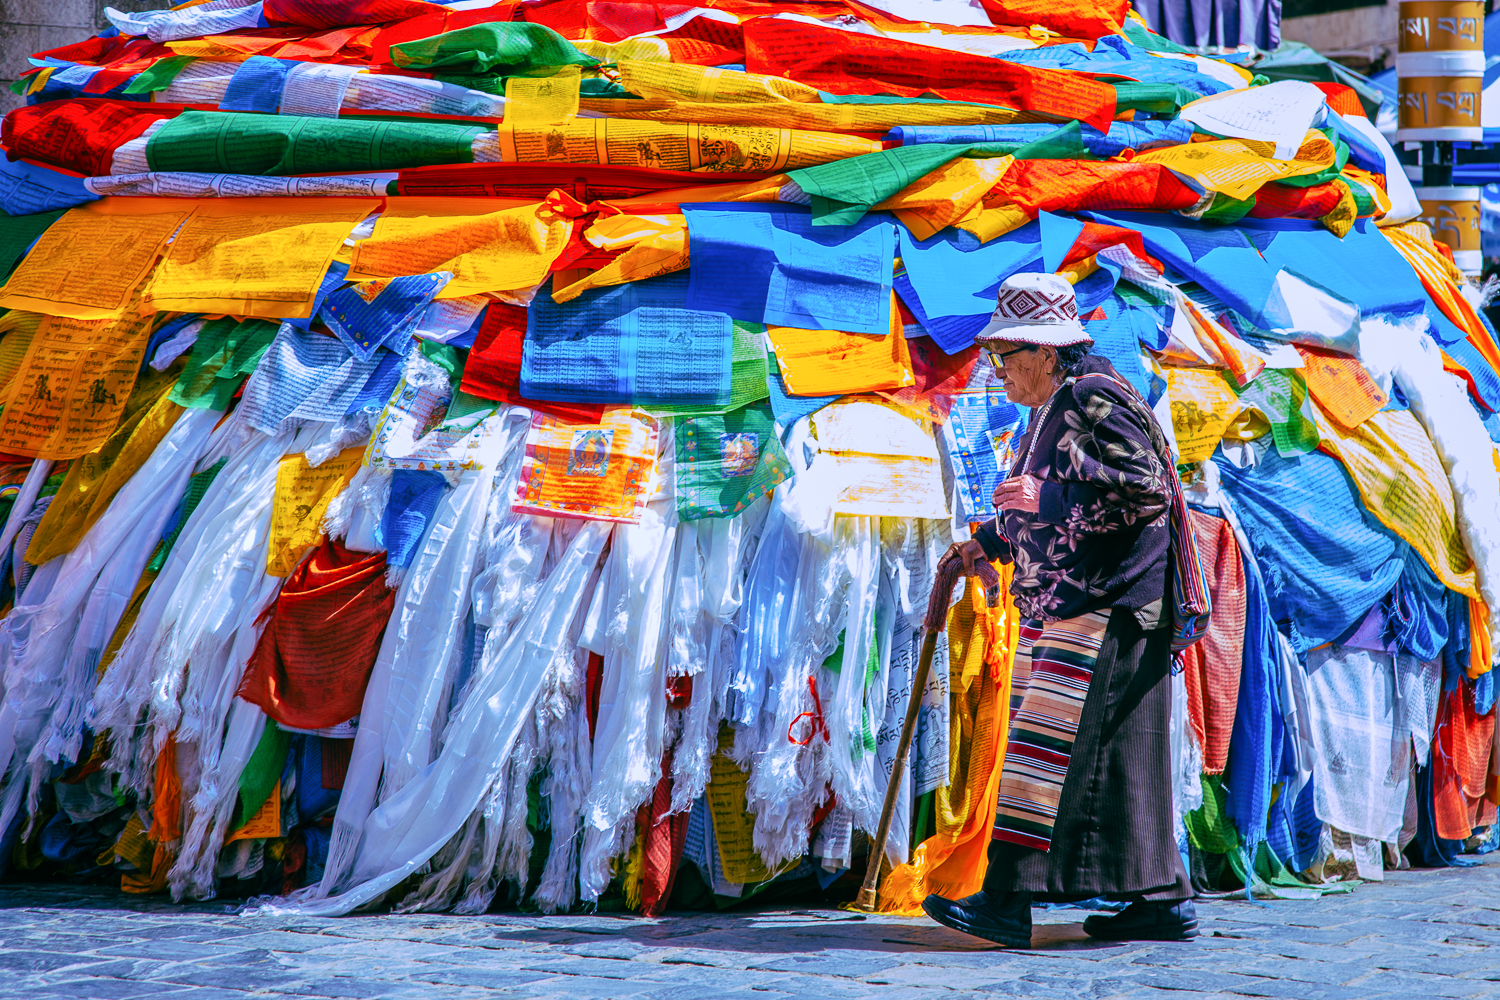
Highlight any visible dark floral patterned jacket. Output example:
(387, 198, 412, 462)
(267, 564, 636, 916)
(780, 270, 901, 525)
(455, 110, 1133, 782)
(974, 354, 1173, 623)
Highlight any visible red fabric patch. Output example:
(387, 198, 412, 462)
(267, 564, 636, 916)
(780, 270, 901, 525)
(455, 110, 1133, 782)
(1064, 220, 1164, 272)
(263, 0, 445, 30)
(3, 99, 176, 177)
(236, 539, 397, 730)
(1248, 181, 1344, 220)
(1312, 82, 1366, 119)
(977, 0, 1130, 39)
(1432, 682, 1497, 840)
(743, 18, 1118, 131)
(639, 745, 690, 916)
(460, 304, 608, 423)
(1177, 511, 1246, 775)
(320, 737, 353, 790)
(993, 159, 1199, 216)
(876, 337, 978, 423)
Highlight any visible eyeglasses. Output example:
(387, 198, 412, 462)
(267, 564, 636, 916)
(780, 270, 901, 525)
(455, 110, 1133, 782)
(985, 344, 1037, 368)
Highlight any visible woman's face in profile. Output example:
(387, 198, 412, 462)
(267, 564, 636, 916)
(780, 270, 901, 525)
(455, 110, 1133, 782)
(988, 341, 1060, 408)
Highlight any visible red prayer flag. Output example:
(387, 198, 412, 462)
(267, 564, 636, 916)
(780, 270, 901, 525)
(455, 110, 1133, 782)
(263, 0, 445, 30)
(1248, 181, 1345, 220)
(1062, 220, 1164, 272)
(2, 99, 177, 176)
(742, 18, 1118, 131)
(237, 539, 396, 731)
(991, 159, 1199, 216)
(460, 304, 608, 423)
(977, 0, 1130, 39)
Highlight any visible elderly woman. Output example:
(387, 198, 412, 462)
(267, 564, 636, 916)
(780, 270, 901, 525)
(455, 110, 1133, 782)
(923, 273, 1195, 946)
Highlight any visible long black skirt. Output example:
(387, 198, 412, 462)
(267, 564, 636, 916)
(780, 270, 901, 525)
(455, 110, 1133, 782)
(982, 604, 1191, 902)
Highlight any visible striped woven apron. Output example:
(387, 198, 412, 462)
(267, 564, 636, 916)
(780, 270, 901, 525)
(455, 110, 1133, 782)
(992, 609, 1112, 852)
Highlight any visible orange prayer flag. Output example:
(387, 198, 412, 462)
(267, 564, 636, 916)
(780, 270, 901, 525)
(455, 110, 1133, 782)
(1295, 345, 1388, 431)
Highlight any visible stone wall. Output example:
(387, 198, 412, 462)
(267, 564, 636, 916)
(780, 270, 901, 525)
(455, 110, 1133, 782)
(0, 0, 171, 112)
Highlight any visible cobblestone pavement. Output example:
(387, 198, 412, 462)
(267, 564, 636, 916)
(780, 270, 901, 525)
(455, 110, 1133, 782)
(5, 856, 1500, 1000)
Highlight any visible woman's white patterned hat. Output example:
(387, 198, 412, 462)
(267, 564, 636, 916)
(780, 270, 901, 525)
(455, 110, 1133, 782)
(973, 272, 1093, 347)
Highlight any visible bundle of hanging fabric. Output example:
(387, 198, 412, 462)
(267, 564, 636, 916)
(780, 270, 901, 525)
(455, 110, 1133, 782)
(1, 0, 1499, 917)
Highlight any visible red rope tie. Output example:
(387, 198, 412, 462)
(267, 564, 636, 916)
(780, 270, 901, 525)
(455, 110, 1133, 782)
(788, 676, 830, 746)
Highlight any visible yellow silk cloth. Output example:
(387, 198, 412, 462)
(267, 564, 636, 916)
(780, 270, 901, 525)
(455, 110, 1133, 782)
(877, 572, 1017, 914)
(1310, 402, 1479, 599)
(351, 198, 571, 298)
(145, 197, 377, 318)
(24, 362, 184, 565)
(1163, 367, 1240, 465)
(1135, 130, 1338, 202)
(0, 198, 193, 320)
(265, 447, 364, 577)
(512, 408, 659, 523)
(553, 214, 690, 303)
(768, 308, 914, 397)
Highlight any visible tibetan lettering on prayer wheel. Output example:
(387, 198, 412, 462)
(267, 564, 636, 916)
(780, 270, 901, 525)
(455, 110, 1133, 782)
(1397, 1, 1484, 141)
(1417, 185, 1482, 272)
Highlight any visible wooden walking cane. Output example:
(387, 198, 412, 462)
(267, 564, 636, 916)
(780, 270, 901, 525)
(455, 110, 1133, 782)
(855, 552, 1001, 912)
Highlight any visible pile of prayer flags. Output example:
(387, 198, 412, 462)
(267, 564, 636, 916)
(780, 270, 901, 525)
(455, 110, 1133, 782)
(2, 0, 1500, 918)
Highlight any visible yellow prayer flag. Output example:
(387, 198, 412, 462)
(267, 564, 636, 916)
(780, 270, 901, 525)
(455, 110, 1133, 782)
(705, 725, 774, 884)
(504, 65, 581, 125)
(768, 299, 915, 397)
(512, 409, 658, 524)
(226, 779, 280, 843)
(1135, 130, 1337, 202)
(351, 198, 571, 298)
(572, 37, 671, 63)
(25, 365, 183, 565)
(145, 197, 377, 318)
(1310, 402, 1479, 598)
(580, 97, 1042, 134)
(266, 447, 364, 577)
(0, 199, 194, 319)
(0, 310, 44, 401)
(616, 60, 821, 104)
(491, 118, 880, 173)
(1164, 367, 1239, 464)
(878, 156, 1013, 242)
(0, 308, 155, 460)
(552, 216, 689, 303)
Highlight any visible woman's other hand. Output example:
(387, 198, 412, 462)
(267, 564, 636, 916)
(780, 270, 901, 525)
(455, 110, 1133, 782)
(993, 474, 1042, 513)
(941, 540, 988, 577)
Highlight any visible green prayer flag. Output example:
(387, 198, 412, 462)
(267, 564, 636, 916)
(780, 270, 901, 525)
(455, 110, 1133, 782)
(0, 208, 66, 280)
(675, 402, 792, 521)
(169, 318, 280, 411)
(146, 111, 486, 177)
(1235, 369, 1320, 457)
(234, 723, 290, 830)
(1113, 81, 1198, 117)
(123, 55, 197, 95)
(791, 142, 1010, 226)
(392, 23, 596, 75)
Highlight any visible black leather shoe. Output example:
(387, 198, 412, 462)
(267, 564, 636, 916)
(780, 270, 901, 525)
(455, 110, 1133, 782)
(1083, 900, 1199, 942)
(921, 890, 1033, 947)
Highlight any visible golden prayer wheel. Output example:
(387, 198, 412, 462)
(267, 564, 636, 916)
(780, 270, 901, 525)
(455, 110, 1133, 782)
(1416, 185, 1482, 273)
(1396, 0, 1484, 141)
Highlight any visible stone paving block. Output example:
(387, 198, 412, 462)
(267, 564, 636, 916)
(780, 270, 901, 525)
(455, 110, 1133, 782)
(1349, 970, 1500, 998)
(0, 950, 101, 974)
(93, 939, 273, 962)
(36, 977, 191, 999)
(398, 966, 555, 990)
(208, 929, 349, 952)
